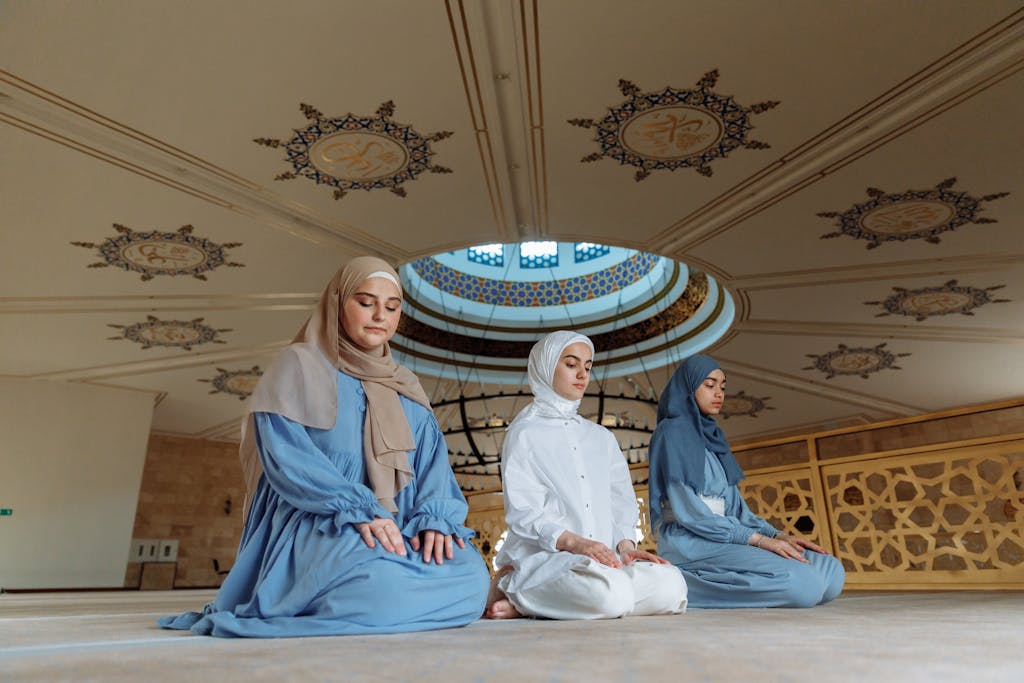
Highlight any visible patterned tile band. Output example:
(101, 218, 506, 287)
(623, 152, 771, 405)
(410, 251, 661, 306)
(396, 272, 708, 357)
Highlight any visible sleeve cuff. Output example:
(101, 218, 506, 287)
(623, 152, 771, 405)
(732, 527, 758, 545)
(315, 501, 390, 536)
(401, 499, 475, 540)
(539, 523, 565, 552)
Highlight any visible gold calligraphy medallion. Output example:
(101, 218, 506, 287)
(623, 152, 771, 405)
(864, 280, 1009, 321)
(255, 101, 452, 199)
(819, 179, 1009, 249)
(72, 224, 243, 281)
(108, 316, 231, 350)
(804, 343, 911, 380)
(568, 71, 778, 180)
(199, 366, 264, 400)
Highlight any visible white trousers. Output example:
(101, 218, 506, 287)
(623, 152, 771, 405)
(502, 559, 687, 620)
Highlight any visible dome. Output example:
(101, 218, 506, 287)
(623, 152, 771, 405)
(392, 241, 734, 383)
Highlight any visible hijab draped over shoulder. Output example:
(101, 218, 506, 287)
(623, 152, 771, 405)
(239, 256, 431, 516)
(508, 330, 594, 427)
(647, 354, 745, 533)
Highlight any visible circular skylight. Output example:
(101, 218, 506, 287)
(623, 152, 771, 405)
(392, 242, 734, 383)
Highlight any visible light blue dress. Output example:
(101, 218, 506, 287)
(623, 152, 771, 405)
(657, 448, 845, 608)
(158, 371, 489, 637)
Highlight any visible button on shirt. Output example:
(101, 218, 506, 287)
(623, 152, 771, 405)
(496, 413, 638, 593)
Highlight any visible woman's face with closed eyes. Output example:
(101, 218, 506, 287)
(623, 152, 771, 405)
(341, 277, 402, 351)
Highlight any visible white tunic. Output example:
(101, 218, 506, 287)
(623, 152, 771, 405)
(495, 411, 638, 594)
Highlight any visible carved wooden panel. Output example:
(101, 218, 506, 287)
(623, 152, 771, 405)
(823, 444, 1024, 584)
(739, 470, 829, 549)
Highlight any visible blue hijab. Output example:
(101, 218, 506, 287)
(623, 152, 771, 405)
(648, 354, 745, 534)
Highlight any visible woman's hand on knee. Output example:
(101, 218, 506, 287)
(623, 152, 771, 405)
(777, 533, 828, 554)
(750, 533, 808, 563)
(409, 530, 466, 565)
(356, 517, 406, 556)
(557, 531, 621, 568)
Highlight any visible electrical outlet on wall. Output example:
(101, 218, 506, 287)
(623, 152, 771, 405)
(129, 538, 161, 562)
(157, 539, 179, 563)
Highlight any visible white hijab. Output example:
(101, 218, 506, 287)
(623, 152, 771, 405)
(510, 330, 595, 426)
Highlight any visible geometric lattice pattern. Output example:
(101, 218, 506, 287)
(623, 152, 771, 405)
(739, 471, 828, 549)
(574, 242, 611, 263)
(465, 505, 507, 572)
(464, 440, 1024, 586)
(410, 251, 660, 306)
(467, 244, 504, 267)
(824, 448, 1024, 582)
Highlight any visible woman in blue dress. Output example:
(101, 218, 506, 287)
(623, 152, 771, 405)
(159, 256, 489, 637)
(648, 355, 845, 608)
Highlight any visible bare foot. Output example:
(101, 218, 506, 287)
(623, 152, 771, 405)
(484, 565, 522, 619)
(486, 597, 522, 620)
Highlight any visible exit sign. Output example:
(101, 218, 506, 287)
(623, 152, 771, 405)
(0, 509, 12, 516)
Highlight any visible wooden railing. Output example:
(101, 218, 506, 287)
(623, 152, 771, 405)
(465, 398, 1024, 589)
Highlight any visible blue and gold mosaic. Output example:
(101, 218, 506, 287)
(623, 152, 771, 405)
(818, 178, 1009, 249)
(72, 224, 243, 281)
(108, 316, 231, 351)
(864, 280, 1009, 322)
(410, 251, 660, 306)
(199, 366, 263, 400)
(803, 343, 910, 380)
(255, 101, 453, 199)
(721, 390, 774, 419)
(397, 272, 708, 356)
(568, 71, 778, 180)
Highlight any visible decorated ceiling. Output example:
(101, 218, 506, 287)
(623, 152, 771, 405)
(1, 1, 1022, 462)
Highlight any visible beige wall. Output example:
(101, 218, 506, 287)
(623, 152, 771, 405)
(0, 379, 153, 589)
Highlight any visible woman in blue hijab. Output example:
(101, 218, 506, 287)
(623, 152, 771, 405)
(648, 355, 845, 608)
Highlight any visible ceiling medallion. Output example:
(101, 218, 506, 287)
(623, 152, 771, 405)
(864, 280, 1009, 322)
(567, 70, 779, 180)
(720, 390, 774, 419)
(803, 343, 910, 380)
(818, 178, 1009, 249)
(199, 366, 263, 400)
(72, 224, 243, 281)
(107, 315, 231, 351)
(254, 101, 453, 199)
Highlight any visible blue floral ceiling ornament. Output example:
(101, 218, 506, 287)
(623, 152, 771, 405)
(199, 366, 263, 400)
(720, 390, 774, 419)
(817, 178, 1009, 249)
(567, 70, 779, 181)
(107, 316, 231, 351)
(72, 224, 243, 281)
(864, 280, 1009, 322)
(254, 101, 453, 199)
(803, 343, 911, 380)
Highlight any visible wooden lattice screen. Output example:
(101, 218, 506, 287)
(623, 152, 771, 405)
(465, 399, 1024, 589)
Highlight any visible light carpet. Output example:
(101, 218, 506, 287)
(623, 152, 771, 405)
(1, 590, 1019, 682)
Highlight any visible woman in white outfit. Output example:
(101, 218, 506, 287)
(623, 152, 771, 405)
(486, 330, 686, 620)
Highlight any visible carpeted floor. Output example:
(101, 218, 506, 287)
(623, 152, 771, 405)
(1, 590, 1019, 682)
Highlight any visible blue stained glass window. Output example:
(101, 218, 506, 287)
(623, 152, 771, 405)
(574, 242, 610, 263)
(520, 241, 558, 268)
(467, 244, 504, 267)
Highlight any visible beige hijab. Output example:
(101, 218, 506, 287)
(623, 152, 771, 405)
(239, 256, 432, 517)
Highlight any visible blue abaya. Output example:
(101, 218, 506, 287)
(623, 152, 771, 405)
(656, 448, 845, 608)
(158, 371, 489, 637)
